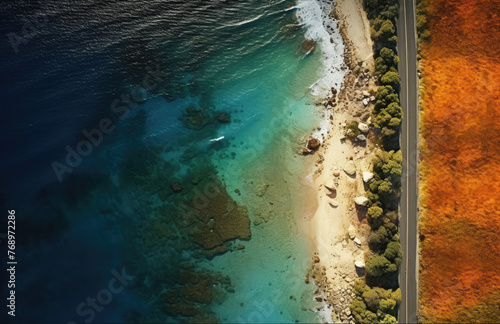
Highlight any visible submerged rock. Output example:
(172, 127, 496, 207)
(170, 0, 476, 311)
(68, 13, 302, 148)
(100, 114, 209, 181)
(192, 185, 251, 252)
(302, 39, 316, 54)
(171, 182, 183, 193)
(255, 183, 270, 197)
(181, 279, 213, 304)
(216, 112, 230, 123)
(181, 106, 211, 130)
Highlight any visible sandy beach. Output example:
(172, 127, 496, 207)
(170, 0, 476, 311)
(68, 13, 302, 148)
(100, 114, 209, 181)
(302, 0, 378, 322)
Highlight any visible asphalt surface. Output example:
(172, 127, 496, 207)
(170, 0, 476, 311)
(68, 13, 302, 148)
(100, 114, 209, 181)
(397, 0, 419, 323)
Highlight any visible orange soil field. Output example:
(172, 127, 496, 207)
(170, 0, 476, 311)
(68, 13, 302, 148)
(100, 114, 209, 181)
(419, 0, 500, 322)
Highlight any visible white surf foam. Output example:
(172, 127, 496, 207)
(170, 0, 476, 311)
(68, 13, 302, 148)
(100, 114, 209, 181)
(295, 0, 346, 96)
(295, 0, 348, 141)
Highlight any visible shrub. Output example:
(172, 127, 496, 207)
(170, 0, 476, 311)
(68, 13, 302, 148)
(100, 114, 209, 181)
(346, 121, 361, 139)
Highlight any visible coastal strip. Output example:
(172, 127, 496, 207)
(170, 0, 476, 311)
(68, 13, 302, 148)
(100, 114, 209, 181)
(303, 0, 405, 323)
(303, 0, 378, 322)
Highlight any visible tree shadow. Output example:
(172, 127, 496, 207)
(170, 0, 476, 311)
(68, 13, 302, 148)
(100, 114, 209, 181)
(355, 267, 366, 277)
(355, 205, 368, 222)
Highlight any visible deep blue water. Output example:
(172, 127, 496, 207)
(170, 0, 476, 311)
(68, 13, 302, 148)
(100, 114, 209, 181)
(0, 1, 344, 323)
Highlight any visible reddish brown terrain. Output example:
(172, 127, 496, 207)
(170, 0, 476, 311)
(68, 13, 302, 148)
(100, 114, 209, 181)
(419, 0, 500, 322)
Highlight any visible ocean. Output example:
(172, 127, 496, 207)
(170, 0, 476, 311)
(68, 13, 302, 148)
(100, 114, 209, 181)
(0, 0, 345, 322)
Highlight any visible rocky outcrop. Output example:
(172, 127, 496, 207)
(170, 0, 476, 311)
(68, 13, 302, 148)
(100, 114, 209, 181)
(307, 138, 321, 150)
(192, 186, 251, 252)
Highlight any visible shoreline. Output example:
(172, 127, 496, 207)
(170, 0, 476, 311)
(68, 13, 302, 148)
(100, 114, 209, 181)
(300, 0, 379, 322)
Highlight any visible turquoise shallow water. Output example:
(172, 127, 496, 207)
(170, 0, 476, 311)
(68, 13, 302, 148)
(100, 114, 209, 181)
(0, 0, 345, 322)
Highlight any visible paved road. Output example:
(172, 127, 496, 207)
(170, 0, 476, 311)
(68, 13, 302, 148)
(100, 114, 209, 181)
(397, 0, 419, 323)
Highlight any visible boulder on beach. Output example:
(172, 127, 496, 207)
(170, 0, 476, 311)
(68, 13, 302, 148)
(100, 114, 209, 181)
(363, 98, 369, 106)
(329, 200, 339, 208)
(307, 138, 321, 150)
(354, 196, 369, 206)
(362, 172, 374, 183)
(358, 122, 369, 133)
(354, 237, 361, 245)
(362, 91, 370, 97)
(348, 224, 356, 239)
(343, 161, 356, 176)
(356, 134, 366, 141)
(355, 260, 365, 268)
(324, 179, 336, 191)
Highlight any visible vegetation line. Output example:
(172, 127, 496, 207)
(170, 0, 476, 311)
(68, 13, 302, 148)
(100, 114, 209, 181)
(348, 1, 404, 323)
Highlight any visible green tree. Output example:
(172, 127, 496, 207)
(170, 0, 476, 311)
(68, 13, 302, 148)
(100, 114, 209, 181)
(372, 20, 396, 44)
(380, 71, 401, 88)
(368, 225, 390, 247)
(380, 47, 399, 66)
(384, 241, 403, 267)
(362, 288, 381, 311)
(368, 206, 384, 219)
(365, 254, 394, 277)
(391, 288, 402, 305)
(354, 280, 369, 296)
(381, 314, 398, 323)
(380, 298, 397, 313)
